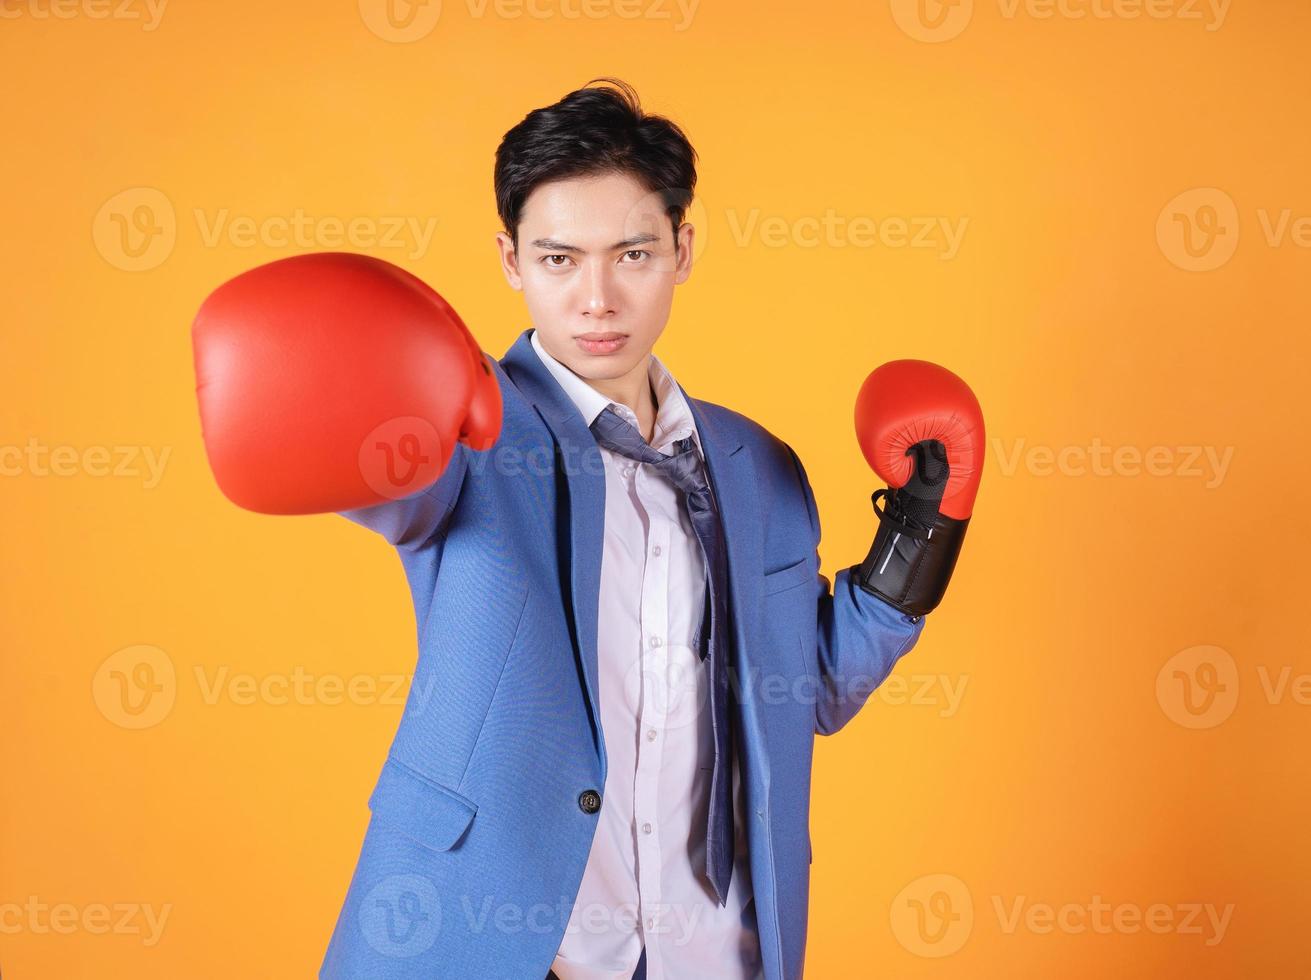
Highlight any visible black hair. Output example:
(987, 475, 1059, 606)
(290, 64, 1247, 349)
(494, 77, 698, 250)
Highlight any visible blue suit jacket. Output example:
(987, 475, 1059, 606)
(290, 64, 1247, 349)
(319, 328, 925, 979)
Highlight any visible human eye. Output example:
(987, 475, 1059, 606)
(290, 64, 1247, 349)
(621, 250, 650, 263)
(541, 254, 573, 268)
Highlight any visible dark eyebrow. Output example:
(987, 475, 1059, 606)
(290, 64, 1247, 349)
(529, 233, 661, 253)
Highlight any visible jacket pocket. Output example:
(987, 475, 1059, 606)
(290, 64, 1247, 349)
(368, 757, 478, 852)
(762, 556, 812, 596)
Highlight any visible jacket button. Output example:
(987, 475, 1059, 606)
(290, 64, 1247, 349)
(578, 789, 602, 814)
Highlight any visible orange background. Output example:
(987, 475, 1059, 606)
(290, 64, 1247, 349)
(2, 0, 1309, 976)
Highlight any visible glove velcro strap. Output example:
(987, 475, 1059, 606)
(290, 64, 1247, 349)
(853, 489, 969, 618)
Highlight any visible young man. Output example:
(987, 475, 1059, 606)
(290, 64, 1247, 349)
(491, 82, 759, 978)
(193, 78, 981, 980)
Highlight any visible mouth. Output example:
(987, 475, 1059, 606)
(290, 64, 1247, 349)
(575, 332, 629, 356)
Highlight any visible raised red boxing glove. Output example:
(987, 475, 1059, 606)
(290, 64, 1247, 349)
(850, 359, 984, 618)
(192, 252, 501, 515)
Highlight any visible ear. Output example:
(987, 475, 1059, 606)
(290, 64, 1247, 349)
(495, 231, 523, 290)
(674, 222, 695, 285)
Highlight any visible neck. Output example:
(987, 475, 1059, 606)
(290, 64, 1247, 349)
(589, 356, 657, 444)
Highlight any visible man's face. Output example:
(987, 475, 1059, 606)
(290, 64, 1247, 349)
(495, 170, 694, 383)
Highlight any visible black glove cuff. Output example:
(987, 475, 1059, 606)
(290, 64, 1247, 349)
(852, 488, 969, 619)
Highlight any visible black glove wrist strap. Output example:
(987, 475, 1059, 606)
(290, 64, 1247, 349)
(852, 487, 969, 619)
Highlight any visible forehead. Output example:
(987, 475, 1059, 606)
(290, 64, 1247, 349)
(519, 171, 669, 244)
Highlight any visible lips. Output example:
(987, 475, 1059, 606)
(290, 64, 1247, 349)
(575, 333, 629, 355)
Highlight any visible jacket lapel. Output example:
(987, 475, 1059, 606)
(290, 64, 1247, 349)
(500, 330, 609, 769)
(679, 390, 760, 684)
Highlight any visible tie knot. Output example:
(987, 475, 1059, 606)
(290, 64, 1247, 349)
(589, 405, 707, 499)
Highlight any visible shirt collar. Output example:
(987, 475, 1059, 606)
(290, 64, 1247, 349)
(529, 328, 702, 456)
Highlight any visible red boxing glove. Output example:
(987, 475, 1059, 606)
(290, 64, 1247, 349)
(851, 359, 985, 618)
(192, 252, 501, 515)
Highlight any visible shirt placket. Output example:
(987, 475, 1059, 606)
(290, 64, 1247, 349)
(633, 464, 671, 952)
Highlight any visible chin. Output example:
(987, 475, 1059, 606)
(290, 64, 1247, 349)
(570, 355, 635, 380)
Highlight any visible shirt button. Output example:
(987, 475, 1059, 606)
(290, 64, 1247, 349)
(646, 917, 654, 930)
(652, 545, 662, 557)
(646, 728, 657, 741)
(649, 636, 662, 648)
(642, 822, 652, 834)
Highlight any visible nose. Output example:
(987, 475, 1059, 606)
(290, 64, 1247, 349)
(581, 260, 616, 318)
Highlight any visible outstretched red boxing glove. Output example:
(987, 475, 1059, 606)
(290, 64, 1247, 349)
(192, 252, 501, 515)
(851, 360, 984, 618)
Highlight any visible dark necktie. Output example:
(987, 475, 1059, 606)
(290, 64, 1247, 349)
(588, 404, 735, 907)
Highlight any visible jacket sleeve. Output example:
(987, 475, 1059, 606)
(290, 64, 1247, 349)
(785, 443, 926, 736)
(336, 444, 469, 551)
